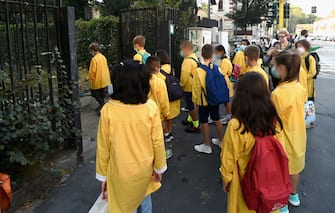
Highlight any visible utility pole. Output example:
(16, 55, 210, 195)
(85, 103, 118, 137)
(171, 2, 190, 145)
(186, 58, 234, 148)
(278, 0, 284, 29)
(208, 0, 211, 19)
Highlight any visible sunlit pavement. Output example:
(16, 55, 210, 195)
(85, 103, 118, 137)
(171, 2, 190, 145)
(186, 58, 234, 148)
(34, 41, 335, 213)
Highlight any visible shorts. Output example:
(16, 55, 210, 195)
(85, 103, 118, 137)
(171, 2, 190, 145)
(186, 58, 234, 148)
(199, 105, 220, 124)
(184, 92, 194, 111)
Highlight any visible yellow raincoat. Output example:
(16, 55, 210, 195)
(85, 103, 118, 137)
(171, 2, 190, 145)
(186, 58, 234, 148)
(180, 53, 198, 92)
(192, 62, 211, 106)
(133, 49, 149, 64)
(219, 58, 234, 98)
(88, 53, 111, 90)
(300, 53, 316, 98)
(149, 74, 170, 120)
(271, 81, 307, 174)
(96, 99, 167, 213)
(245, 65, 269, 87)
(158, 64, 181, 120)
(220, 118, 283, 213)
(232, 51, 247, 75)
(299, 67, 308, 91)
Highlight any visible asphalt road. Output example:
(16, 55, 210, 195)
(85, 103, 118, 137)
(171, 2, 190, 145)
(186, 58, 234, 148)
(34, 41, 335, 213)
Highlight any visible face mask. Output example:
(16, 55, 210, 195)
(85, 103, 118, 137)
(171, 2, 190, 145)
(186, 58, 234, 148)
(90, 51, 95, 56)
(214, 55, 221, 60)
(271, 66, 281, 79)
(297, 47, 306, 54)
(134, 47, 138, 52)
(180, 51, 184, 58)
(239, 45, 246, 51)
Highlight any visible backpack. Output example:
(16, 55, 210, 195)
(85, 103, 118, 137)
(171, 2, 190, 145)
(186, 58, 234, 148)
(199, 63, 229, 106)
(138, 51, 151, 64)
(160, 68, 184, 101)
(305, 52, 320, 79)
(240, 135, 291, 213)
(230, 63, 241, 84)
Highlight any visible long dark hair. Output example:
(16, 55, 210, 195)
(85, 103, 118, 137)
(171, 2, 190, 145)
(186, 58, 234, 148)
(111, 60, 151, 104)
(274, 50, 301, 82)
(232, 72, 283, 136)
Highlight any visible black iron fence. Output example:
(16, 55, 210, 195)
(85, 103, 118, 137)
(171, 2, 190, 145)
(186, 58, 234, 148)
(0, 0, 82, 168)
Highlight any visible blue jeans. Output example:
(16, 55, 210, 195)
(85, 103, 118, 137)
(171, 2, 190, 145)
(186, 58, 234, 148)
(134, 196, 152, 213)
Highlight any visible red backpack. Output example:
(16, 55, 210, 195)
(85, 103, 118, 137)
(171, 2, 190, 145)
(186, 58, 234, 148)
(240, 135, 291, 213)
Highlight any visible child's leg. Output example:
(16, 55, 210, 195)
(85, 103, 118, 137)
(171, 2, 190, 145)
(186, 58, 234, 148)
(167, 119, 173, 133)
(290, 174, 300, 194)
(225, 102, 232, 117)
(135, 195, 152, 213)
(214, 121, 224, 141)
(202, 123, 211, 146)
(210, 105, 224, 141)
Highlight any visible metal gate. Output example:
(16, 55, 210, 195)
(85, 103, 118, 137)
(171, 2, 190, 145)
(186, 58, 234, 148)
(0, 0, 82, 161)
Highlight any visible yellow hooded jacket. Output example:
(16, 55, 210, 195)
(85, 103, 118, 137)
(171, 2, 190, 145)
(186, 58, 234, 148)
(88, 53, 111, 90)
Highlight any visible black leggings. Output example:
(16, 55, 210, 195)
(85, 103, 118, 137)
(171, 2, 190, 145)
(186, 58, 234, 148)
(91, 87, 107, 107)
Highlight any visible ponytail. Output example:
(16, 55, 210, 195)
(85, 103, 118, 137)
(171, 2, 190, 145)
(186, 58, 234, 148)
(274, 50, 301, 82)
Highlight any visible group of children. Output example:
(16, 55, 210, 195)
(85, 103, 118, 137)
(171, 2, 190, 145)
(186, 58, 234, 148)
(90, 33, 311, 213)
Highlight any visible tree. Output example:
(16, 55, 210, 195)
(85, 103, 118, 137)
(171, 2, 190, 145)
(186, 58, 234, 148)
(95, 0, 131, 16)
(287, 5, 320, 33)
(62, 0, 89, 19)
(226, 0, 268, 33)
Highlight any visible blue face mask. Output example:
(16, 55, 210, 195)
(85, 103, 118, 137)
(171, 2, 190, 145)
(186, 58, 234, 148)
(180, 51, 184, 58)
(214, 55, 222, 60)
(271, 66, 281, 79)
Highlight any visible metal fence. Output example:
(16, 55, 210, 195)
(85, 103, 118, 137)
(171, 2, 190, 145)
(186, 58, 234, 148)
(0, 0, 82, 159)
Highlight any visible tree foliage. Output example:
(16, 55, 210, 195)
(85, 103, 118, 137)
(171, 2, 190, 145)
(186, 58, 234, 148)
(287, 5, 319, 33)
(226, 0, 268, 33)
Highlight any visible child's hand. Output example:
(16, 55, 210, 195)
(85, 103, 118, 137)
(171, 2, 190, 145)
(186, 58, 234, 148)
(223, 182, 230, 192)
(101, 181, 107, 199)
(153, 172, 162, 182)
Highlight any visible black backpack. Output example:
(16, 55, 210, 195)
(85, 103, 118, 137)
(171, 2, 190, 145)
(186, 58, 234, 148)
(305, 52, 321, 79)
(160, 68, 184, 101)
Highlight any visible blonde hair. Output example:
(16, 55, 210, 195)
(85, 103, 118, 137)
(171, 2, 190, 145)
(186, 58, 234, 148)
(278, 29, 289, 37)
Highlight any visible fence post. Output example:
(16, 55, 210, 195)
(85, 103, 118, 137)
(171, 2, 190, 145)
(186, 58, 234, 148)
(58, 6, 83, 163)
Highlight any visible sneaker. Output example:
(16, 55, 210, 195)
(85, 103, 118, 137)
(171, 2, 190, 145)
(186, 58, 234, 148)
(279, 205, 289, 213)
(221, 116, 231, 125)
(208, 118, 215, 124)
(165, 133, 174, 143)
(289, 193, 301, 207)
(194, 144, 212, 154)
(185, 125, 201, 133)
(166, 149, 173, 159)
(211, 138, 222, 148)
(181, 107, 189, 112)
(182, 119, 192, 127)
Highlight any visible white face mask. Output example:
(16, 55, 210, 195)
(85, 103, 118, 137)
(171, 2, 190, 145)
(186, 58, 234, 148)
(297, 47, 306, 54)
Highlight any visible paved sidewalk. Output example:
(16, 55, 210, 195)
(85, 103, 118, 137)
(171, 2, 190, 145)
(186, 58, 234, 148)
(34, 78, 335, 213)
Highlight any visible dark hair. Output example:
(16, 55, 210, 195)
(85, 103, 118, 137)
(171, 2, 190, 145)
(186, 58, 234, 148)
(202, 44, 214, 59)
(111, 60, 151, 104)
(256, 45, 264, 59)
(241, 39, 250, 46)
(133, 35, 146, 47)
(301, 29, 308, 36)
(215, 45, 227, 59)
(244, 45, 260, 61)
(232, 72, 283, 136)
(89, 42, 100, 52)
(274, 50, 301, 82)
(295, 39, 311, 51)
(155, 49, 170, 65)
(146, 56, 160, 72)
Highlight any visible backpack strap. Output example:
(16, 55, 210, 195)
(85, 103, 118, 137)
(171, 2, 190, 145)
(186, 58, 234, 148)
(186, 57, 200, 67)
(160, 69, 170, 77)
(305, 54, 311, 72)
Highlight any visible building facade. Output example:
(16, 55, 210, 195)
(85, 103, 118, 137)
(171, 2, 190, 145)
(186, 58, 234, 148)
(313, 16, 335, 37)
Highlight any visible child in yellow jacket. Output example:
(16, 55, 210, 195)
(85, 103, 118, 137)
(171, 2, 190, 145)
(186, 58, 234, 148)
(214, 45, 233, 124)
(244, 45, 269, 87)
(96, 60, 167, 213)
(296, 40, 317, 101)
(192, 44, 224, 154)
(271, 50, 307, 212)
(87, 43, 111, 113)
(133, 35, 151, 64)
(220, 72, 284, 213)
(232, 39, 250, 75)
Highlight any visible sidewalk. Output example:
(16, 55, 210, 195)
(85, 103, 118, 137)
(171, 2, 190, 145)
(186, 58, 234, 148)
(33, 78, 335, 213)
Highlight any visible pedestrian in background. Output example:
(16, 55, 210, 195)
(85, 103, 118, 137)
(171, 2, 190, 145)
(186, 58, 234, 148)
(296, 40, 317, 101)
(96, 60, 167, 213)
(133, 35, 151, 64)
(232, 39, 250, 75)
(87, 43, 111, 114)
(271, 51, 307, 213)
(220, 72, 284, 213)
(180, 40, 201, 133)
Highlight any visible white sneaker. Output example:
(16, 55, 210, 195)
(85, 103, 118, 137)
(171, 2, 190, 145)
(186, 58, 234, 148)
(194, 144, 212, 154)
(181, 107, 189, 112)
(221, 116, 231, 125)
(208, 118, 215, 124)
(211, 138, 222, 148)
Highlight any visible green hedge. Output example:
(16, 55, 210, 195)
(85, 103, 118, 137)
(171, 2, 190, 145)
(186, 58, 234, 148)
(76, 16, 119, 67)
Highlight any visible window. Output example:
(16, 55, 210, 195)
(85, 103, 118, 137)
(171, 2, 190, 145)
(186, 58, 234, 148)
(218, 0, 223, 11)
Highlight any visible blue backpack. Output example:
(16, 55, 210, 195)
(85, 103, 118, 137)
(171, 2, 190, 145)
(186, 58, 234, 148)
(138, 52, 151, 64)
(199, 63, 229, 106)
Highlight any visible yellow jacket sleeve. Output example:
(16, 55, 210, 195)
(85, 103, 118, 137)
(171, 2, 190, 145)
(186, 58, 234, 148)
(157, 80, 170, 119)
(220, 59, 233, 76)
(307, 56, 317, 79)
(233, 51, 246, 75)
(180, 59, 195, 91)
(192, 68, 202, 105)
(88, 58, 97, 81)
(133, 54, 142, 64)
(96, 107, 110, 181)
(220, 120, 239, 184)
(151, 107, 167, 174)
